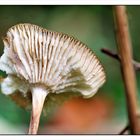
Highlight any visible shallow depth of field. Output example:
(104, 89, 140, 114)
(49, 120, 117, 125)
(0, 5, 140, 134)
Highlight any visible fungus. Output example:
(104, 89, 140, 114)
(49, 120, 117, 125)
(0, 23, 106, 134)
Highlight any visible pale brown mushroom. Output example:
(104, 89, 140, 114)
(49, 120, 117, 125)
(0, 23, 106, 134)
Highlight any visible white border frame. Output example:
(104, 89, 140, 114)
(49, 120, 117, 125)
(0, 135, 140, 140)
(0, 0, 139, 5)
(0, 2, 139, 140)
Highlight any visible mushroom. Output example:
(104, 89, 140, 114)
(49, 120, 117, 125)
(0, 23, 106, 134)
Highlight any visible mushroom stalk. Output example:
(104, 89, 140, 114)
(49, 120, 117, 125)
(28, 87, 47, 134)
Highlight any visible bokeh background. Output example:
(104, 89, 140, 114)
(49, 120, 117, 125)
(0, 5, 140, 134)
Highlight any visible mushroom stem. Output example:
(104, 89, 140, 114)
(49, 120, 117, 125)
(28, 86, 47, 134)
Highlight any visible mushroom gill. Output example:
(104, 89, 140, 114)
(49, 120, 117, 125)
(0, 23, 106, 134)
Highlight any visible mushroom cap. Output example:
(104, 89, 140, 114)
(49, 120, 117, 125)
(0, 23, 106, 98)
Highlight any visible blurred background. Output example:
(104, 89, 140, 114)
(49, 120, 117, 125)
(0, 5, 140, 134)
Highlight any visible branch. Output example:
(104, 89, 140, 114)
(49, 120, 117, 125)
(119, 125, 129, 135)
(119, 115, 140, 135)
(101, 48, 120, 61)
(114, 6, 140, 134)
(101, 48, 140, 71)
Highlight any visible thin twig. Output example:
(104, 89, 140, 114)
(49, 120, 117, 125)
(119, 115, 140, 135)
(133, 61, 140, 71)
(101, 48, 140, 71)
(119, 125, 129, 135)
(101, 48, 120, 61)
(114, 6, 140, 134)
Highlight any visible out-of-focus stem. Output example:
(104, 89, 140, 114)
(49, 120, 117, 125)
(101, 48, 140, 71)
(114, 6, 140, 134)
